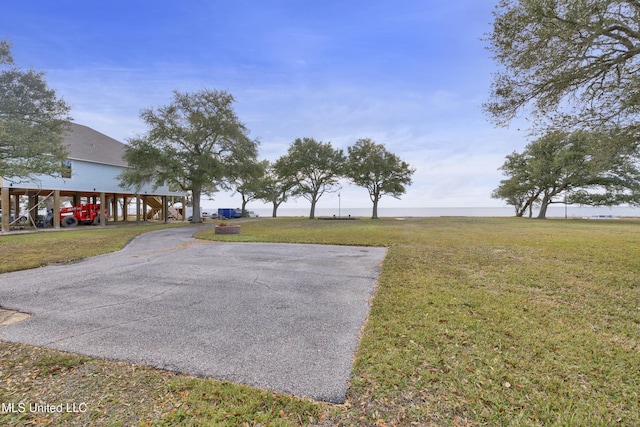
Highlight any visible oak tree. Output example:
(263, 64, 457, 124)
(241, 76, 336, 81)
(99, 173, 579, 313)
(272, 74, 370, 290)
(346, 138, 414, 219)
(492, 131, 640, 218)
(485, 0, 640, 138)
(255, 162, 295, 218)
(228, 159, 267, 217)
(274, 138, 345, 219)
(0, 40, 71, 181)
(120, 89, 258, 223)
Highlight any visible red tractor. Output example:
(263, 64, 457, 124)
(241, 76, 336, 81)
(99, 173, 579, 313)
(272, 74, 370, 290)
(59, 203, 108, 227)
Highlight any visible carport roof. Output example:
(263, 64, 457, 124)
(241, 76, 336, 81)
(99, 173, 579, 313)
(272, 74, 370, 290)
(65, 123, 128, 167)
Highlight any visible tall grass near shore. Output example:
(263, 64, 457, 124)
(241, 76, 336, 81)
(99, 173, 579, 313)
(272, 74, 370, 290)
(0, 218, 638, 426)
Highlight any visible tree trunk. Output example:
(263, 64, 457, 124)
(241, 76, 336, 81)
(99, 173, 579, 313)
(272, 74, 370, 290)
(516, 200, 529, 217)
(241, 195, 248, 217)
(191, 184, 202, 223)
(309, 199, 316, 219)
(307, 190, 319, 219)
(371, 198, 379, 219)
(515, 205, 524, 217)
(271, 200, 281, 218)
(537, 195, 551, 219)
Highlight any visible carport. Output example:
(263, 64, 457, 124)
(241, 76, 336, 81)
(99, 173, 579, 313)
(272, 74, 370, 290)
(0, 123, 186, 232)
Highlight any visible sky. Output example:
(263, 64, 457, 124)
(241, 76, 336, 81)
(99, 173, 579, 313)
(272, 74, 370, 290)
(1, 1, 530, 212)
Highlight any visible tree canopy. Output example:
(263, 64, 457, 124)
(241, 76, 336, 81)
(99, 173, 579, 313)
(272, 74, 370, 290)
(119, 89, 258, 223)
(255, 162, 295, 218)
(485, 0, 640, 138)
(492, 130, 640, 218)
(346, 138, 415, 219)
(0, 40, 71, 181)
(228, 159, 267, 217)
(274, 138, 345, 219)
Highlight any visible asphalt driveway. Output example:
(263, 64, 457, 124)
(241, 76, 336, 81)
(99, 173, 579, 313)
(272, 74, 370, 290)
(0, 226, 387, 403)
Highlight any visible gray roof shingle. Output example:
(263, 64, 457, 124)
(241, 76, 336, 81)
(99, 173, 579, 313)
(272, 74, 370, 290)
(64, 123, 128, 167)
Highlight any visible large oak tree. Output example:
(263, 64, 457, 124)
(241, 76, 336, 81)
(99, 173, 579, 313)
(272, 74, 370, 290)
(346, 138, 414, 219)
(274, 138, 345, 219)
(0, 40, 71, 181)
(492, 130, 640, 218)
(227, 159, 267, 217)
(120, 89, 258, 223)
(255, 162, 295, 218)
(485, 0, 640, 138)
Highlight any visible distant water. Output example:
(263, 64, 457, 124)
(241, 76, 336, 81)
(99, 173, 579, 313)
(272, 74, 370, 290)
(251, 206, 640, 218)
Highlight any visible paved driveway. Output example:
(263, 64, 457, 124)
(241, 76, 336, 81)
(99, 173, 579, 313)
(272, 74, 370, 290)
(0, 226, 387, 403)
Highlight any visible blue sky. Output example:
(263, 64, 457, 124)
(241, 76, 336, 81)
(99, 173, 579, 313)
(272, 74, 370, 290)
(1, 1, 528, 211)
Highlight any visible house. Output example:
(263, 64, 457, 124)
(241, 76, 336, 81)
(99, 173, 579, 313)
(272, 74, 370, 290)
(0, 123, 186, 232)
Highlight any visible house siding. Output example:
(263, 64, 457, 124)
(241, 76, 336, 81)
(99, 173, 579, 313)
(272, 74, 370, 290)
(11, 160, 181, 196)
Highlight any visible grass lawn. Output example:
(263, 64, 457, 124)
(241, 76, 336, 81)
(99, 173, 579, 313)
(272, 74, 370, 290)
(1, 217, 639, 426)
(0, 221, 192, 273)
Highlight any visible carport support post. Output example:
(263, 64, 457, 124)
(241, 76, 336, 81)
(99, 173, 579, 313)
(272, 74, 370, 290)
(111, 197, 118, 223)
(28, 194, 37, 226)
(13, 194, 20, 220)
(100, 193, 107, 227)
(53, 190, 61, 229)
(123, 196, 129, 221)
(136, 194, 141, 225)
(163, 196, 168, 223)
(182, 196, 186, 222)
(142, 197, 148, 222)
(0, 186, 9, 232)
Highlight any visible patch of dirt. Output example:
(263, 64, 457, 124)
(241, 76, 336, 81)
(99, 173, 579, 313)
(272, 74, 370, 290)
(0, 308, 31, 326)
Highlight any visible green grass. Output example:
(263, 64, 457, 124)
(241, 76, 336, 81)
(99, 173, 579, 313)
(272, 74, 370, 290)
(1, 217, 639, 426)
(0, 222, 191, 273)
